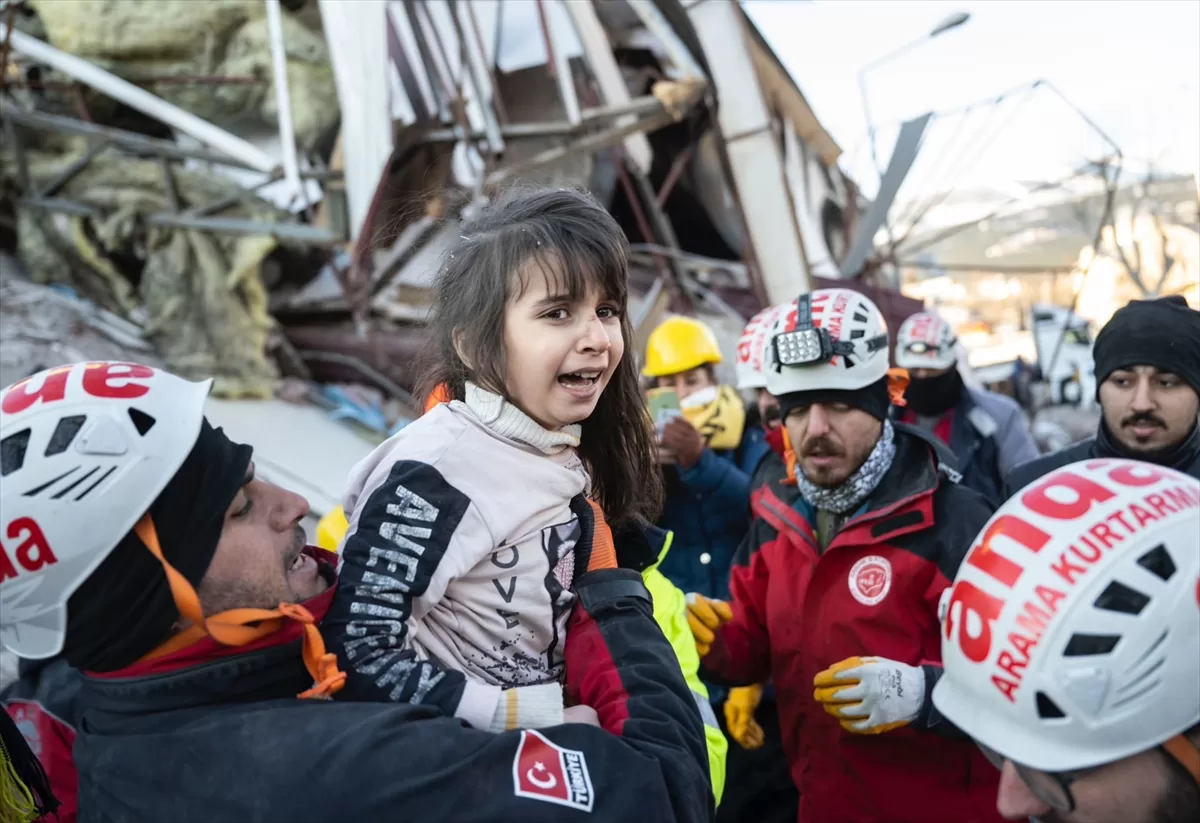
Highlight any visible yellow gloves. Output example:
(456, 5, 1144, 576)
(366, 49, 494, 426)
(724, 684, 765, 750)
(684, 593, 732, 658)
(813, 656, 925, 734)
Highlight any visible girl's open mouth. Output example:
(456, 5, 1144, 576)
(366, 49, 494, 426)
(557, 371, 601, 387)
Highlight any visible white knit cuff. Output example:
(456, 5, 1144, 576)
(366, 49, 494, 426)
(487, 683, 565, 732)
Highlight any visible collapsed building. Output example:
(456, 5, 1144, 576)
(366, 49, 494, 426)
(1, 0, 921, 515)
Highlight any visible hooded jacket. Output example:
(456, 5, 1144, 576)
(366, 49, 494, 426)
(703, 425, 1004, 823)
(67, 549, 713, 822)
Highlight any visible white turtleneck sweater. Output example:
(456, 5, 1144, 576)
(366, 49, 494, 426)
(327, 383, 592, 732)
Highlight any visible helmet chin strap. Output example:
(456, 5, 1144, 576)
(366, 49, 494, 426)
(1162, 734, 1200, 785)
(132, 515, 345, 700)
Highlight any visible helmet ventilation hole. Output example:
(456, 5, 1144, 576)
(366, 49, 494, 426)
(1136, 543, 1176, 581)
(1063, 633, 1121, 656)
(1035, 691, 1066, 719)
(46, 415, 87, 456)
(128, 408, 157, 436)
(1093, 580, 1150, 615)
(1, 428, 31, 476)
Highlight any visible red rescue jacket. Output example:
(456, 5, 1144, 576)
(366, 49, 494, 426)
(707, 425, 1006, 823)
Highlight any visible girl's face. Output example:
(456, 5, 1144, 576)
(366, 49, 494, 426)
(501, 260, 624, 430)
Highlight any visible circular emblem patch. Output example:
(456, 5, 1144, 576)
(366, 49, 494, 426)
(849, 555, 892, 606)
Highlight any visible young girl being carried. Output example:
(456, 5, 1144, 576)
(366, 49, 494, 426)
(322, 186, 662, 732)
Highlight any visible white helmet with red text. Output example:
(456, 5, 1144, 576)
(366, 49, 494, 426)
(933, 459, 1200, 771)
(763, 289, 890, 396)
(735, 302, 789, 390)
(0, 362, 210, 659)
(895, 311, 958, 371)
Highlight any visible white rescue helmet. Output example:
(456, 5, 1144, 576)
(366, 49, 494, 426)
(763, 289, 890, 396)
(0, 362, 210, 659)
(735, 302, 789, 390)
(933, 459, 1200, 772)
(895, 311, 958, 371)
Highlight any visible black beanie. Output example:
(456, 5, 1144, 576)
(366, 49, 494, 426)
(1092, 295, 1200, 398)
(777, 376, 891, 423)
(62, 420, 252, 672)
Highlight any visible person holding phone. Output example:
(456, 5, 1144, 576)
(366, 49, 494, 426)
(642, 316, 768, 603)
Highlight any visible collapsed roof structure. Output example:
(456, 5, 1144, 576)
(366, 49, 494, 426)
(2, 0, 926, 507)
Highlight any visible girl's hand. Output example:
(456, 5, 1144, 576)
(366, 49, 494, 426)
(563, 704, 601, 726)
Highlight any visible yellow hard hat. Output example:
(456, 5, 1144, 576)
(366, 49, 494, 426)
(315, 506, 350, 552)
(643, 316, 723, 378)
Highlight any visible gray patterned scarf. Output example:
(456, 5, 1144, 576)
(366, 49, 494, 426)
(796, 420, 897, 515)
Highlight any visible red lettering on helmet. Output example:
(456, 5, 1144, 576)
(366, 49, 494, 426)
(991, 674, 1019, 703)
(966, 515, 1051, 588)
(0, 518, 58, 582)
(80, 363, 153, 399)
(0, 546, 16, 582)
(736, 339, 752, 363)
(1, 367, 72, 415)
(908, 314, 934, 342)
(986, 585, 1067, 700)
(1022, 471, 1116, 520)
(1163, 484, 1200, 512)
(783, 305, 799, 333)
(944, 580, 1005, 663)
(1107, 463, 1163, 488)
(2, 362, 153, 416)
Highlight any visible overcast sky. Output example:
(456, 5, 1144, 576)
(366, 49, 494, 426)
(744, 0, 1200, 200)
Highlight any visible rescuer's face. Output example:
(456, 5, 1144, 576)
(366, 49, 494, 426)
(1099, 366, 1199, 457)
(991, 744, 1199, 823)
(197, 462, 328, 616)
(784, 402, 882, 487)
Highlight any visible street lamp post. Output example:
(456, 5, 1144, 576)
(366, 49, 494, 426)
(859, 11, 971, 181)
(857, 11, 970, 282)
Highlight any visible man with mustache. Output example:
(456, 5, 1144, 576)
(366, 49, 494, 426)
(934, 459, 1200, 823)
(686, 289, 1004, 823)
(0, 362, 713, 823)
(893, 311, 1039, 505)
(1005, 295, 1200, 494)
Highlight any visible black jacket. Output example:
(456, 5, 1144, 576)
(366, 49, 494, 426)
(893, 388, 1039, 507)
(1004, 421, 1200, 499)
(72, 570, 713, 823)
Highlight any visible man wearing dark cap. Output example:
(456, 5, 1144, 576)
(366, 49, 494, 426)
(0, 362, 713, 823)
(1005, 295, 1200, 494)
(685, 290, 1004, 823)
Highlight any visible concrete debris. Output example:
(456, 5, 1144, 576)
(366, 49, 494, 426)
(0, 252, 164, 389)
(9, 149, 290, 397)
(26, 0, 339, 150)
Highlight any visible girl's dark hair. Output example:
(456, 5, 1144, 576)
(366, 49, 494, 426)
(419, 185, 663, 525)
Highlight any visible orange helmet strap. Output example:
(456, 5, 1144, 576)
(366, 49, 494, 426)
(781, 426, 798, 486)
(134, 515, 344, 698)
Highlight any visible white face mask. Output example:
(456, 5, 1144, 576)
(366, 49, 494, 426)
(680, 385, 719, 409)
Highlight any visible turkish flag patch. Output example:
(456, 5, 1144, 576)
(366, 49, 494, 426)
(512, 729, 595, 813)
